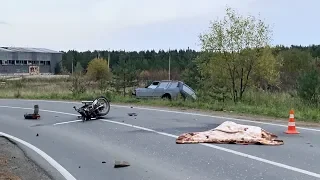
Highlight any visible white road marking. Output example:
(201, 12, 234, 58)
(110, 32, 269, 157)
(0, 105, 320, 178)
(0, 105, 80, 116)
(2, 99, 320, 132)
(0, 105, 82, 126)
(0, 132, 77, 180)
(99, 119, 320, 178)
(54, 120, 83, 125)
(112, 105, 320, 132)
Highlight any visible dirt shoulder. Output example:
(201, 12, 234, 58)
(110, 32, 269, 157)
(0, 136, 52, 180)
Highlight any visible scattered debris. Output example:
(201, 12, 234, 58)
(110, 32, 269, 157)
(176, 121, 284, 145)
(0, 156, 7, 165)
(34, 105, 39, 114)
(24, 113, 40, 120)
(128, 113, 137, 116)
(114, 161, 130, 168)
(30, 124, 43, 127)
(24, 105, 40, 120)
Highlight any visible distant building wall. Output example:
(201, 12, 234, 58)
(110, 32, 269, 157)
(0, 65, 51, 74)
(0, 47, 62, 75)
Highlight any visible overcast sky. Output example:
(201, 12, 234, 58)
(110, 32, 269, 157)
(0, 0, 318, 52)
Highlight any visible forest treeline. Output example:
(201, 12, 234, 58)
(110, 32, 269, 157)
(56, 7, 320, 106)
(58, 46, 320, 89)
(58, 48, 199, 80)
(59, 45, 320, 75)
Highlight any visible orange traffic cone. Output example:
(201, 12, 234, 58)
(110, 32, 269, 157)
(285, 109, 299, 134)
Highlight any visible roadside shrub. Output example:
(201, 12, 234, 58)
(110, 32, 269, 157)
(297, 67, 320, 106)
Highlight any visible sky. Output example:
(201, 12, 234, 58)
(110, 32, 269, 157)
(0, 0, 319, 52)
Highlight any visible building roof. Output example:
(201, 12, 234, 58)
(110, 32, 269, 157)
(0, 47, 13, 52)
(0, 47, 62, 54)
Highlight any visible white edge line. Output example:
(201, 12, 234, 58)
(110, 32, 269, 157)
(112, 105, 320, 132)
(3, 99, 319, 132)
(99, 119, 320, 178)
(0, 132, 77, 180)
(1, 105, 320, 178)
(54, 120, 83, 125)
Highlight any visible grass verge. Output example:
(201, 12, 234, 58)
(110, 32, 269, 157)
(0, 78, 319, 123)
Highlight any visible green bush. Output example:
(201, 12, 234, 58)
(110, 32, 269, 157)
(297, 67, 320, 105)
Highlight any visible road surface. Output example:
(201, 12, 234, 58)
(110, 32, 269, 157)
(0, 99, 319, 180)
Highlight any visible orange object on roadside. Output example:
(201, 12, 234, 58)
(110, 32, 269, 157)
(285, 109, 299, 134)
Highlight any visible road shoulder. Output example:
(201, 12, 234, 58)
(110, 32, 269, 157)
(1, 97, 319, 127)
(0, 136, 52, 180)
(113, 102, 320, 128)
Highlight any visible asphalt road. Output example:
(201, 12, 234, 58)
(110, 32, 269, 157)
(0, 99, 320, 180)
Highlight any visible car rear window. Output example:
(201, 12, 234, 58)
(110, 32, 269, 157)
(158, 82, 170, 88)
(169, 82, 178, 88)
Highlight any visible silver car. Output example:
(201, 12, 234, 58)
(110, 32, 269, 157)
(132, 80, 197, 100)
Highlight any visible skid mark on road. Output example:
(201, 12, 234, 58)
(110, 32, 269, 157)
(1, 105, 320, 179)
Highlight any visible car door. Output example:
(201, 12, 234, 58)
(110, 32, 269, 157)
(136, 81, 159, 98)
(180, 83, 197, 100)
(152, 81, 170, 98)
(136, 88, 155, 98)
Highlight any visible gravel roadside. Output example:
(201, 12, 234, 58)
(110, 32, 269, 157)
(0, 136, 52, 180)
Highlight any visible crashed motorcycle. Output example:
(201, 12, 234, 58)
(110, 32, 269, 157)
(73, 96, 110, 122)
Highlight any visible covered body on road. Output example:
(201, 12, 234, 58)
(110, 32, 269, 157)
(176, 121, 284, 145)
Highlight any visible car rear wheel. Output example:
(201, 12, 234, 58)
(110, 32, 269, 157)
(161, 93, 171, 100)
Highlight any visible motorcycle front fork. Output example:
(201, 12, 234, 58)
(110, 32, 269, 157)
(74, 106, 90, 121)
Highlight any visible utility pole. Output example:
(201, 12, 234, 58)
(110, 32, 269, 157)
(168, 49, 171, 80)
(108, 52, 110, 69)
(71, 58, 73, 75)
(97, 51, 100, 59)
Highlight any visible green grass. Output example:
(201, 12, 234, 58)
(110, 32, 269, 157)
(0, 78, 319, 123)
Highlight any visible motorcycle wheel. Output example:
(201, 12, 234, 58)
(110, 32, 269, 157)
(94, 96, 111, 116)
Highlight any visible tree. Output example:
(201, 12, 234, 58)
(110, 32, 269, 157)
(276, 48, 313, 90)
(251, 46, 281, 90)
(74, 61, 84, 74)
(112, 54, 138, 96)
(297, 66, 320, 105)
(86, 58, 110, 81)
(199, 6, 277, 103)
(86, 57, 112, 93)
(197, 52, 232, 102)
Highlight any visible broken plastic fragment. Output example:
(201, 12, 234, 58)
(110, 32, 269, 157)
(114, 161, 130, 168)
